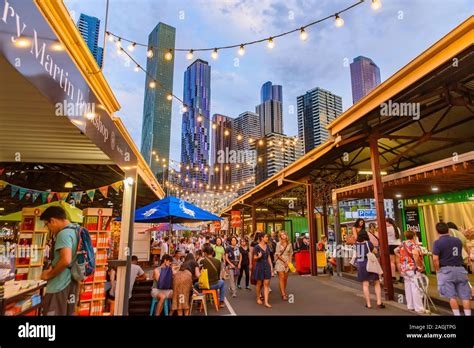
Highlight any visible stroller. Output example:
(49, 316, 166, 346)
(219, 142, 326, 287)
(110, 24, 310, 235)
(414, 273, 437, 314)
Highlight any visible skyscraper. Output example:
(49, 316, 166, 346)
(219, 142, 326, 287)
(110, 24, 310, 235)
(350, 56, 381, 104)
(140, 23, 176, 178)
(211, 114, 233, 188)
(297, 87, 343, 153)
(254, 133, 302, 185)
(76, 14, 104, 68)
(231, 111, 261, 195)
(256, 81, 283, 136)
(181, 59, 211, 190)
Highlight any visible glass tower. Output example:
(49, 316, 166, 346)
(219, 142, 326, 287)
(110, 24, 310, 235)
(256, 81, 283, 136)
(350, 56, 381, 104)
(140, 23, 176, 179)
(76, 14, 103, 68)
(181, 59, 211, 190)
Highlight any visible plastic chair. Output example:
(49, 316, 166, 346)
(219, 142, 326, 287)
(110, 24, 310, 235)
(201, 289, 219, 312)
(150, 297, 170, 316)
(190, 294, 207, 316)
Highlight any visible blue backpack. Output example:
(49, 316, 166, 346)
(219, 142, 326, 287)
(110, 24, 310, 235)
(70, 225, 96, 281)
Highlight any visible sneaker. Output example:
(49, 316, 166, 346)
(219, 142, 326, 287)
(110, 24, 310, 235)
(237, 285, 242, 289)
(219, 302, 225, 308)
(245, 286, 251, 291)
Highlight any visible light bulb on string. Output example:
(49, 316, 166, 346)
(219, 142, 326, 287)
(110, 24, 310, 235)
(134, 65, 140, 72)
(115, 38, 122, 48)
(166, 93, 173, 101)
(197, 115, 203, 122)
(300, 28, 308, 41)
(224, 129, 230, 136)
(127, 42, 136, 51)
(335, 14, 344, 27)
(187, 50, 194, 60)
(107, 32, 114, 42)
(211, 48, 218, 60)
(149, 80, 156, 88)
(267, 37, 275, 49)
(181, 105, 188, 112)
(165, 49, 173, 61)
(371, 0, 382, 10)
(147, 47, 154, 58)
(238, 44, 245, 56)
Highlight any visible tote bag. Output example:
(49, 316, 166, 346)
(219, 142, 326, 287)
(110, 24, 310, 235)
(365, 242, 383, 275)
(198, 268, 210, 289)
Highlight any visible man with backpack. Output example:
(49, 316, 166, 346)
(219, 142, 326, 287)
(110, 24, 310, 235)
(40, 206, 80, 315)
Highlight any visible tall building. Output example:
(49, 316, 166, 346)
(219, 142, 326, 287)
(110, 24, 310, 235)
(140, 23, 176, 178)
(297, 87, 342, 154)
(254, 133, 302, 185)
(231, 111, 261, 195)
(211, 114, 233, 188)
(350, 56, 381, 104)
(76, 14, 104, 68)
(256, 81, 283, 136)
(181, 59, 211, 190)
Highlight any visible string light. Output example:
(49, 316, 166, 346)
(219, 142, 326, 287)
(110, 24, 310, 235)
(181, 105, 188, 112)
(115, 38, 121, 48)
(335, 14, 344, 27)
(127, 42, 136, 51)
(237, 134, 243, 141)
(165, 49, 173, 61)
(211, 48, 218, 60)
(187, 50, 194, 60)
(300, 28, 308, 41)
(371, 0, 382, 10)
(238, 44, 245, 56)
(166, 94, 173, 101)
(134, 65, 140, 72)
(197, 115, 203, 122)
(149, 80, 156, 88)
(267, 37, 275, 49)
(147, 47, 154, 58)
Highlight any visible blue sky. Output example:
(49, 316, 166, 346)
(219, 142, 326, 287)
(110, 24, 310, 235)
(64, 0, 473, 163)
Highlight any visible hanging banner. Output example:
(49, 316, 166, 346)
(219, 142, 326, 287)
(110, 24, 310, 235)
(231, 210, 242, 228)
(47, 192, 56, 203)
(111, 181, 123, 193)
(99, 186, 109, 198)
(214, 220, 221, 232)
(31, 191, 41, 203)
(72, 192, 84, 205)
(86, 189, 95, 202)
(11, 185, 19, 198)
(59, 192, 69, 201)
(41, 192, 49, 204)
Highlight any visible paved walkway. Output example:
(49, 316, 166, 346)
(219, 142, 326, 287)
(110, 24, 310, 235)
(195, 273, 418, 316)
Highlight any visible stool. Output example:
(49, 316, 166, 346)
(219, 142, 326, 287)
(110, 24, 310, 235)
(190, 294, 207, 316)
(150, 297, 170, 316)
(201, 289, 219, 312)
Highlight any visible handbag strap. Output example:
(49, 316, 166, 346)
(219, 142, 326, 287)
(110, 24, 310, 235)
(205, 257, 218, 273)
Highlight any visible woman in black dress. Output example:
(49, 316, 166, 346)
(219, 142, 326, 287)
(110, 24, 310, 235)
(355, 231, 385, 309)
(238, 239, 251, 290)
(252, 233, 273, 308)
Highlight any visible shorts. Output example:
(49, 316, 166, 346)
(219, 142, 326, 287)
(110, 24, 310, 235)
(43, 281, 78, 316)
(389, 245, 398, 255)
(436, 266, 472, 300)
(151, 288, 173, 299)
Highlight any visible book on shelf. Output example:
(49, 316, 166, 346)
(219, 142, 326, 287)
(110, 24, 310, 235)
(99, 216, 112, 231)
(21, 217, 35, 231)
(90, 234, 97, 247)
(15, 268, 29, 281)
(78, 302, 90, 316)
(85, 216, 99, 231)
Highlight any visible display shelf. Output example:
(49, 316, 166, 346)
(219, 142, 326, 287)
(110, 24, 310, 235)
(8, 303, 42, 317)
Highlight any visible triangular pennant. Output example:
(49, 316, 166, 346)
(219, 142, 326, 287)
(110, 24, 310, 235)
(73, 192, 84, 205)
(0, 180, 6, 191)
(59, 192, 69, 201)
(86, 189, 95, 202)
(41, 192, 49, 204)
(11, 185, 19, 198)
(0, 168, 4, 176)
(55, 192, 61, 201)
(111, 181, 123, 193)
(31, 191, 41, 202)
(19, 188, 27, 200)
(99, 186, 108, 198)
(47, 192, 56, 203)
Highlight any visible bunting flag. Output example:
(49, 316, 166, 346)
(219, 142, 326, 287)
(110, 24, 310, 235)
(55, 192, 61, 201)
(72, 192, 84, 205)
(58, 192, 69, 201)
(0, 168, 4, 175)
(47, 192, 56, 203)
(86, 189, 95, 202)
(99, 186, 108, 198)
(0, 180, 6, 191)
(31, 191, 41, 203)
(19, 188, 28, 200)
(11, 185, 19, 198)
(111, 181, 123, 193)
(41, 192, 49, 204)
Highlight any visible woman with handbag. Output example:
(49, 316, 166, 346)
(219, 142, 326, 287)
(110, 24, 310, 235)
(253, 232, 273, 308)
(274, 231, 294, 301)
(225, 237, 242, 298)
(355, 231, 385, 309)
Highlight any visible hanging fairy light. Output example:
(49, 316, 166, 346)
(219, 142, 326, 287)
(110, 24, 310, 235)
(371, 0, 382, 10)
(300, 28, 308, 41)
(166, 94, 173, 101)
(211, 48, 218, 60)
(115, 38, 122, 48)
(224, 129, 230, 136)
(267, 37, 275, 49)
(181, 105, 188, 112)
(149, 80, 156, 88)
(127, 42, 136, 51)
(107, 32, 114, 42)
(238, 44, 245, 56)
(165, 49, 173, 61)
(237, 134, 243, 141)
(134, 65, 140, 72)
(186, 50, 194, 60)
(335, 14, 344, 27)
(147, 47, 154, 58)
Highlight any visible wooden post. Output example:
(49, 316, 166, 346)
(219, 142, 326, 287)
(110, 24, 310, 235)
(251, 204, 257, 234)
(306, 182, 318, 276)
(369, 137, 394, 300)
(240, 208, 245, 240)
(332, 191, 342, 275)
(322, 203, 329, 238)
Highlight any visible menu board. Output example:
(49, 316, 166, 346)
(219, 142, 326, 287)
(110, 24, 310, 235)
(404, 207, 422, 242)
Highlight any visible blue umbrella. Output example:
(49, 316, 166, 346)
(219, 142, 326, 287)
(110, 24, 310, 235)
(133, 196, 222, 223)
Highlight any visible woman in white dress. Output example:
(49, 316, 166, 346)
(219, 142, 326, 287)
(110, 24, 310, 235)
(274, 231, 293, 301)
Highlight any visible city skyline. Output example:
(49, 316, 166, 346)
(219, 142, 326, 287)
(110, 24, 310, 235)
(350, 55, 381, 104)
(65, 0, 472, 165)
(76, 13, 104, 68)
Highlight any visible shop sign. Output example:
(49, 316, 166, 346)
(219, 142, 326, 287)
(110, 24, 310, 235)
(231, 210, 241, 228)
(0, 0, 136, 167)
(404, 206, 422, 242)
(357, 209, 377, 219)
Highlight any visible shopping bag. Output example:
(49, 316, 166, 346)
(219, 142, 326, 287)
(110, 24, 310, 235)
(288, 262, 296, 273)
(198, 268, 210, 289)
(366, 242, 383, 275)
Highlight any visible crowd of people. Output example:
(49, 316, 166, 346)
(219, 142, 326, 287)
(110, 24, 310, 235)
(147, 230, 294, 315)
(346, 218, 472, 315)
